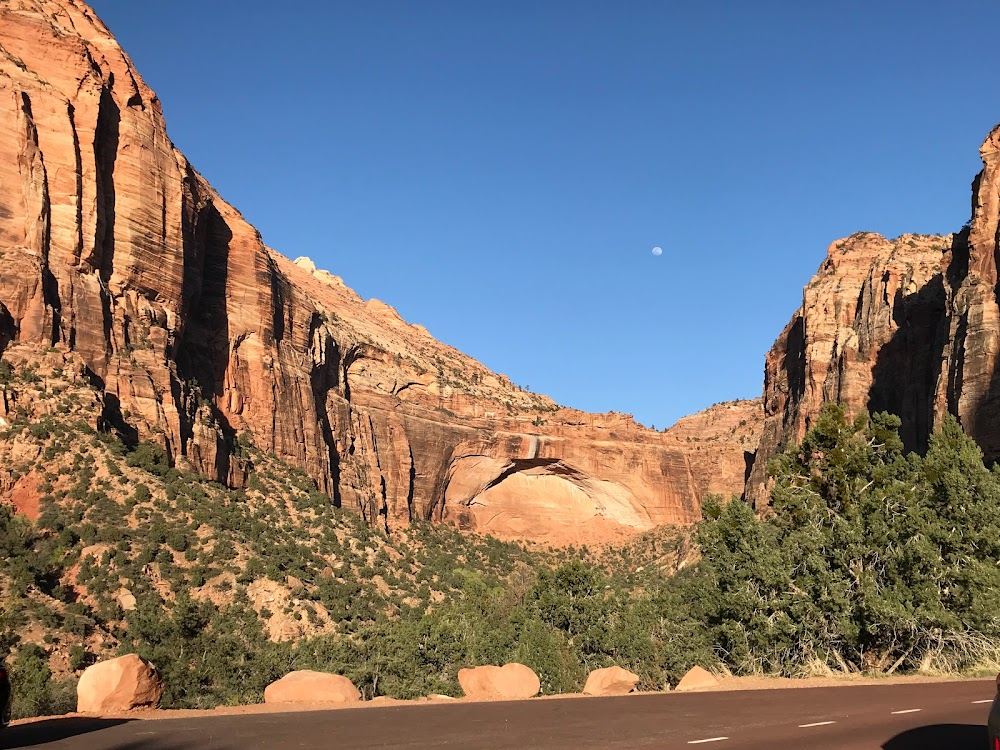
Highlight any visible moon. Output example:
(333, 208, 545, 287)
(651, 246, 663, 256)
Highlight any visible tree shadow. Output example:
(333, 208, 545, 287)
(2, 717, 132, 748)
(882, 722, 986, 749)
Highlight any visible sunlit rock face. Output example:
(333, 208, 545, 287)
(0, 0, 762, 543)
(748, 125, 1000, 504)
(944, 126, 1000, 461)
(747, 232, 951, 503)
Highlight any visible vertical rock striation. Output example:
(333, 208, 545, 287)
(943, 126, 1000, 459)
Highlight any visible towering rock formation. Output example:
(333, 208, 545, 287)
(0, 0, 761, 543)
(748, 125, 1000, 503)
(747, 233, 952, 501)
(943, 126, 1000, 459)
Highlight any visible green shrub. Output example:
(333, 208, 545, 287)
(10, 645, 76, 719)
(69, 644, 88, 671)
(126, 443, 171, 476)
(695, 405, 1000, 676)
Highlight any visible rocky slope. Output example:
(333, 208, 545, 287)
(0, 350, 697, 703)
(0, 0, 760, 543)
(748, 124, 1000, 503)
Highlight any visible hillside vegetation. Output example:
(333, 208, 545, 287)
(2, 348, 1000, 718)
(0, 348, 688, 715)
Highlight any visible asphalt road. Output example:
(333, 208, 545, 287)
(2, 680, 994, 750)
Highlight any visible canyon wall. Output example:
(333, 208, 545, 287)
(748, 124, 1000, 503)
(0, 0, 760, 543)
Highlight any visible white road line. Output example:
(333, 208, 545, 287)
(799, 721, 836, 727)
(891, 709, 922, 714)
(973, 699, 994, 704)
(687, 739, 729, 745)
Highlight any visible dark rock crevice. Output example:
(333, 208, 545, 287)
(867, 274, 948, 454)
(308, 312, 343, 506)
(175, 202, 231, 399)
(174, 202, 232, 482)
(0, 304, 16, 356)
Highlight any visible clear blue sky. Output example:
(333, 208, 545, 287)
(90, 1, 1000, 429)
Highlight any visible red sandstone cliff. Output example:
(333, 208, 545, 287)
(943, 126, 1000, 460)
(748, 124, 1000, 503)
(747, 232, 952, 502)
(0, 0, 760, 543)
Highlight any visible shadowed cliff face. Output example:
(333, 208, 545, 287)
(748, 123, 1000, 503)
(0, 0, 762, 543)
(748, 233, 954, 504)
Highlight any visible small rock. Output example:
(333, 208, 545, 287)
(675, 666, 720, 692)
(369, 696, 407, 705)
(117, 589, 137, 611)
(264, 671, 361, 704)
(458, 663, 540, 700)
(583, 666, 640, 696)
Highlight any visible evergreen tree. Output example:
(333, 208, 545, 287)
(697, 405, 1000, 675)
